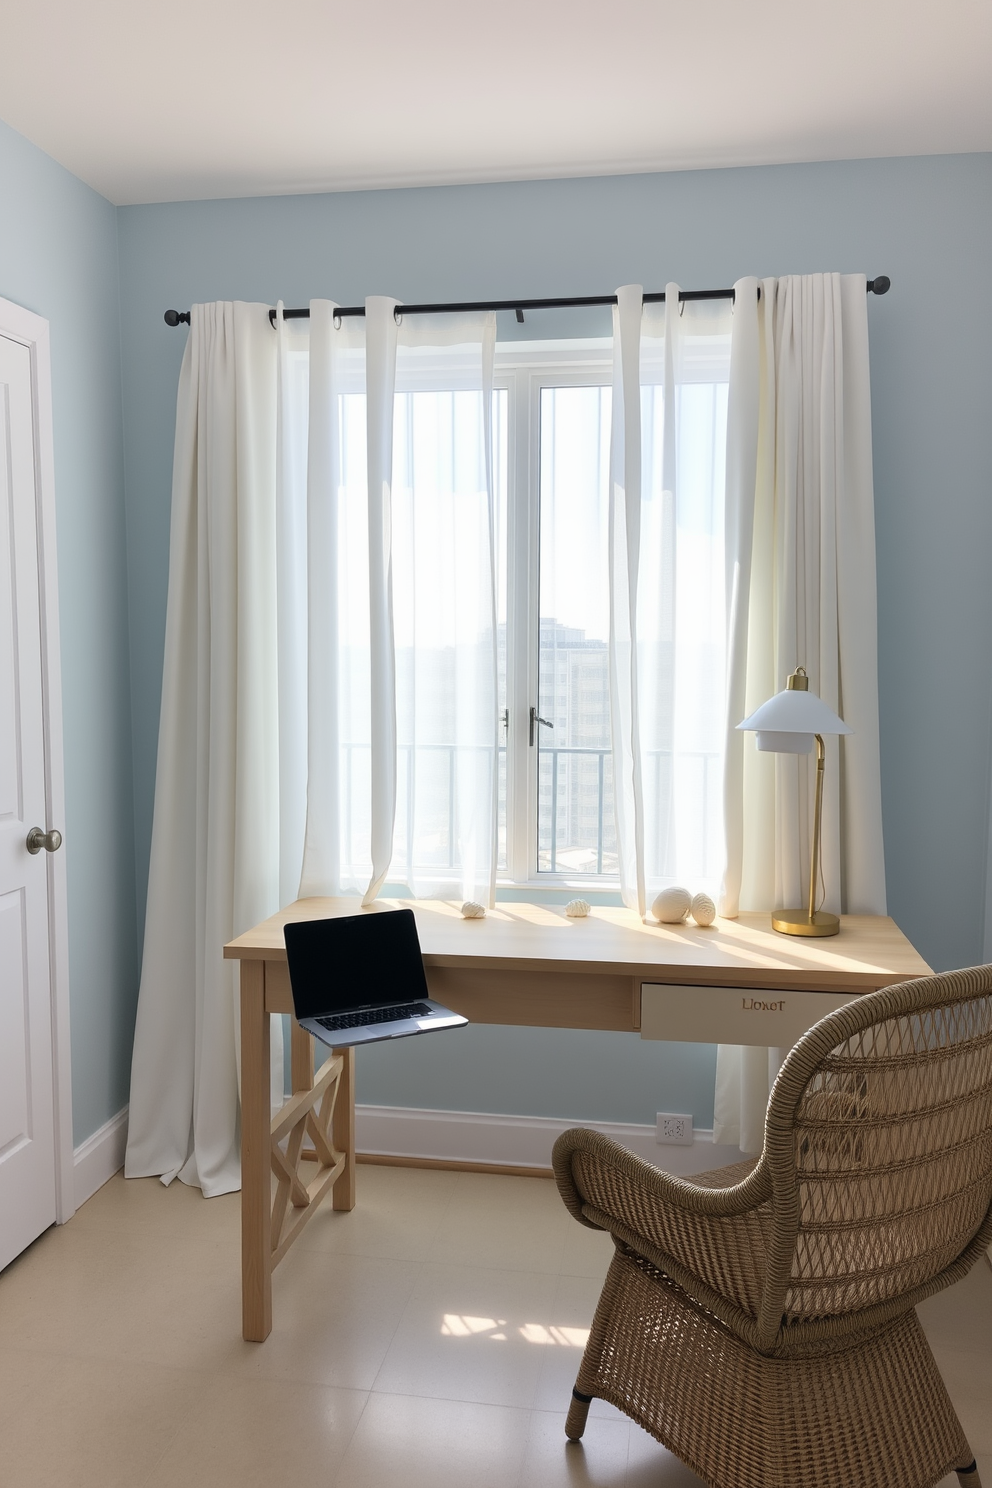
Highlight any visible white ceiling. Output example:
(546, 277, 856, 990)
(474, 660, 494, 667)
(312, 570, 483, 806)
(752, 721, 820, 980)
(1, 0, 990, 205)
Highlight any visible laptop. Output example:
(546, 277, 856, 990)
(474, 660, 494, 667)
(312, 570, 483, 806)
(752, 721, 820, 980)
(283, 907, 468, 1048)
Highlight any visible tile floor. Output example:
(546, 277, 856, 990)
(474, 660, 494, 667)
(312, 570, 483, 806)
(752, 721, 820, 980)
(0, 1162, 989, 1487)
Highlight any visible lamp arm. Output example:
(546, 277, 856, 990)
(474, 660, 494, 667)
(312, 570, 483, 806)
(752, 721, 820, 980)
(808, 734, 826, 923)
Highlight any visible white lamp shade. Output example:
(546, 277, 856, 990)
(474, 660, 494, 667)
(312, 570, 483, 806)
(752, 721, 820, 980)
(738, 686, 852, 741)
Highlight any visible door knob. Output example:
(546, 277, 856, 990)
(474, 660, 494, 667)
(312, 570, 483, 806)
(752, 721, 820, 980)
(26, 827, 62, 855)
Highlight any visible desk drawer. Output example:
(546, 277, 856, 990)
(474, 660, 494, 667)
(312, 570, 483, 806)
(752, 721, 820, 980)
(640, 983, 860, 1047)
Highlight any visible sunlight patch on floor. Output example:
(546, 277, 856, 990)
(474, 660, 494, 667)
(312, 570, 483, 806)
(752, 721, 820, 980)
(440, 1313, 589, 1345)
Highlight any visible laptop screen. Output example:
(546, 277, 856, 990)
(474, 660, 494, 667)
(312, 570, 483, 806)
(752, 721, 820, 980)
(283, 909, 431, 1019)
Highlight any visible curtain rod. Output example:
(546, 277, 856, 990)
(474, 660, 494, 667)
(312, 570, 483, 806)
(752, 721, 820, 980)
(164, 277, 890, 328)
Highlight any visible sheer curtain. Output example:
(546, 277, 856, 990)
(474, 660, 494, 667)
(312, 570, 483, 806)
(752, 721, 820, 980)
(714, 273, 886, 1151)
(609, 285, 646, 911)
(391, 312, 498, 903)
(610, 283, 732, 915)
(297, 303, 498, 904)
(127, 297, 500, 1189)
(639, 286, 731, 903)
(297, 300, 373, 896)
(364, 298, 401, 904)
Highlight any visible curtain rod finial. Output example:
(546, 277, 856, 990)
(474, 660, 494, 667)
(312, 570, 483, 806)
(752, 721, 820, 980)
(867, 276, 890, 295)
(164, 309, 191, 327)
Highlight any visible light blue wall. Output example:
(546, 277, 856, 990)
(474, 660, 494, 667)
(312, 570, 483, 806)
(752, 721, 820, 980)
(0, 119, 138, 1145)
(114, 153, 992, 1130)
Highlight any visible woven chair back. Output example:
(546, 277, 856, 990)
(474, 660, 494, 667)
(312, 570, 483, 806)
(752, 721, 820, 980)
(762, 966, 992, 1329)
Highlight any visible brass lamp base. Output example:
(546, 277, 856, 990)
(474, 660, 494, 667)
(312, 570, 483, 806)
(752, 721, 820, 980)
(771, 909, 840, 938)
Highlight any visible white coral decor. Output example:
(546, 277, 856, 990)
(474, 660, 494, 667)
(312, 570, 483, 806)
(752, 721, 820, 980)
(565, 899, 591, 918)
(460, 901, 486, 918)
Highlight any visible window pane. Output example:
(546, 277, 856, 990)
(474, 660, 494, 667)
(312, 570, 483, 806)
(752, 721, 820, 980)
(537, 385, 615, 875)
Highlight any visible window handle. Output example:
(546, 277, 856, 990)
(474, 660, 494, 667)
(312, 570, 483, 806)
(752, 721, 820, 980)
(529, 706, 554, 747)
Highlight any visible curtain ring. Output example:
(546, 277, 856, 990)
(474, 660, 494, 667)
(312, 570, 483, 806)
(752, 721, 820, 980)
(333, 311, 342, 330)
(678, 295, 685, 318)
(394, 309, 403, 326)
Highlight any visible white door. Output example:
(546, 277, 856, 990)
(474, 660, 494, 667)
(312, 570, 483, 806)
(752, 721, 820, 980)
(0, 316, 68, 1269)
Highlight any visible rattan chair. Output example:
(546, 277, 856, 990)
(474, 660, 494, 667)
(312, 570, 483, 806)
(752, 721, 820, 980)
(553, 966, 992, 1488)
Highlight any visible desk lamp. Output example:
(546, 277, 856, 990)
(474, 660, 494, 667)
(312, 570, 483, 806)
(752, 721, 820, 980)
(737, 668, 852, 937)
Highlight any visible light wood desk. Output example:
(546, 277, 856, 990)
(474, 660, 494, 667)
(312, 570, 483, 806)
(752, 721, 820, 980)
(224, 899, 930, 1341)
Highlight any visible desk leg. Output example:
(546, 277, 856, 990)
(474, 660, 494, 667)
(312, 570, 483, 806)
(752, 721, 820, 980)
(332, 1046, 356, 1210)
(240, 961, 272, 1342)
(291, 1017, 314, 1094)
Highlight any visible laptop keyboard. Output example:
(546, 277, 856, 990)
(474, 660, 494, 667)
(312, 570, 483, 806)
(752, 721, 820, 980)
(314, 1002, 433, 1032)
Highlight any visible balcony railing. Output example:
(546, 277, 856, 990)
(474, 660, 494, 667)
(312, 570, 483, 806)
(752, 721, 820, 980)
(537, 744, 722, 878)
(338, 740, 721, 879)
(538, 746, 613, 875)
(342, 740, 496, 871)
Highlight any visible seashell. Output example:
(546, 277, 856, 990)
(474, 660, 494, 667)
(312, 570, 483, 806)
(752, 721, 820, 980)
(565, 899, 591, 918)
(460, 900, 486, 918)
(652, 886, 691, 924)
(690, 892, 716, 927)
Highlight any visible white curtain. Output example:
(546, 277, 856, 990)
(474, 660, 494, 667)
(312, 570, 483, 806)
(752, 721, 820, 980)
(297, 300, 371, 895)
(609, 284, 732, 915)
(391, 312, 498, 903)
(713, 273, 886, 1151)
(297, 302, 498, 904)
(609, 285, 646, 912)
(125, 303, 286, 1196)
(364, 298, 401, 904)
(639, 287, 732, 903)
(126, 298, 498, 1191)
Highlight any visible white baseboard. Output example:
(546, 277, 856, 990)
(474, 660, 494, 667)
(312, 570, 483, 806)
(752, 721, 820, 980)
(73, 1105, 128, 1209)
(356, 1103, 745, 1174)
(69, 1103, 739, 1206)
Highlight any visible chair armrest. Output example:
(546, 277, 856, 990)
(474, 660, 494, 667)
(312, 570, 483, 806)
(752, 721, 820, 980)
(553, 1127, 770, 1225)
(553, 1127, 773, 1328)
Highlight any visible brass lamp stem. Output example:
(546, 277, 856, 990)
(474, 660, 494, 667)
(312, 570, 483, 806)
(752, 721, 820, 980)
(808, 734, 825, 923)
(771, 726, 840, 937)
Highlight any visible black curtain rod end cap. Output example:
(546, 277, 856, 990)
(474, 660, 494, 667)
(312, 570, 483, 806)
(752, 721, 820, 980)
(868, 276, 891, 295)
(164, 309, 190, 327)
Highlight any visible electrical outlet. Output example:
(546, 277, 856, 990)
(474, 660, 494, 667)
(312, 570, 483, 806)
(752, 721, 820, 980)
(656, 1112, 693, 1146)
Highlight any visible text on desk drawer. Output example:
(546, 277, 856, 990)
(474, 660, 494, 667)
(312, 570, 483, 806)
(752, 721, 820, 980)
(639, 982, 860, 1048)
